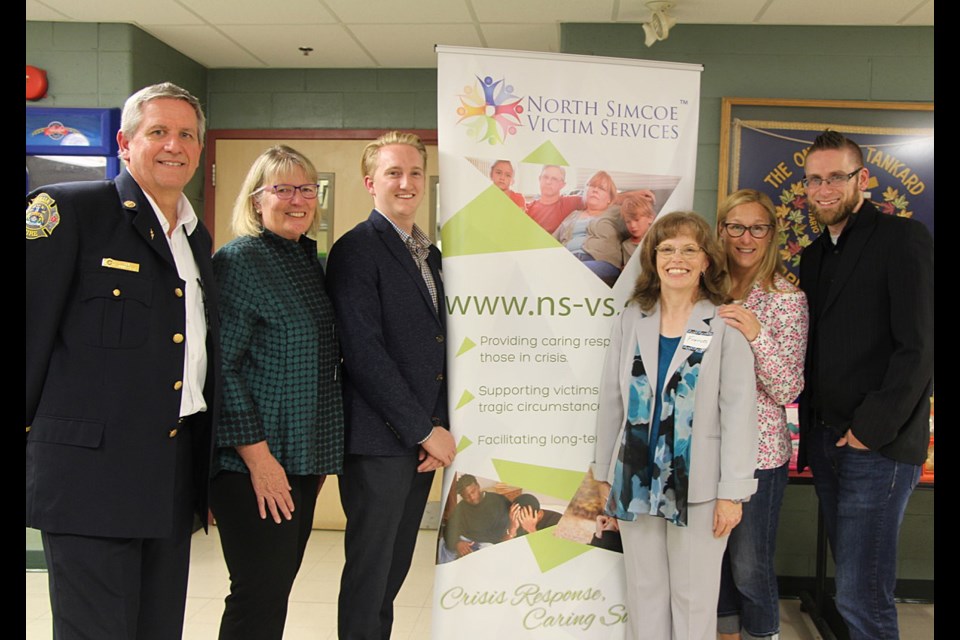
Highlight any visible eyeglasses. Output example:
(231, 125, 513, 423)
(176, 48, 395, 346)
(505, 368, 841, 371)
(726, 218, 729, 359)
(655, 244, 703, 259)
(259, 184, 321, 200)
(721, 223, 775, 239)
(801, 168, 862, 189)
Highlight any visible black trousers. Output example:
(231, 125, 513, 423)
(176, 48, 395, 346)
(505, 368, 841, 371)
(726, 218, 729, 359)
(41, 421, 195, 640)
(337, 454, 434, 640)
(210, 471, 321, 640)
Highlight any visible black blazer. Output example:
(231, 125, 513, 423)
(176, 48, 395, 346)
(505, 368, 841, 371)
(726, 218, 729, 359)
(325, 210, 448, 456)
(798, 200, 933, 468)
(26, 170, 221, 537)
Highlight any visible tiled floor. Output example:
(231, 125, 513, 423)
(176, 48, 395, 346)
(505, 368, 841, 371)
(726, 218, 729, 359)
(26, 527, 933, 639)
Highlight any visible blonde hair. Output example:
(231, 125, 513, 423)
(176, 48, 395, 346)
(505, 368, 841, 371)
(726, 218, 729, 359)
(716, 189, 785, 293)
(586, 170, 618, 203)
(620, 195, 655, 221)
(360, 131, 427, 179)
(631, 211, 730, 311)
(231, 145, 321, 238)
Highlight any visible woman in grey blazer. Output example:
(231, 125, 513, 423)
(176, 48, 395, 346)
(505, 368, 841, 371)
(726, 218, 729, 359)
(594, 211, 759, 640)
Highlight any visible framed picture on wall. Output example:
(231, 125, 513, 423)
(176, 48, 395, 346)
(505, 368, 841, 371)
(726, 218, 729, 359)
(717, 97, 933, 284)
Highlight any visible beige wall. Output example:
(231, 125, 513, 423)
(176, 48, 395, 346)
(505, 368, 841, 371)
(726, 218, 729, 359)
(212, 138, 439, 253)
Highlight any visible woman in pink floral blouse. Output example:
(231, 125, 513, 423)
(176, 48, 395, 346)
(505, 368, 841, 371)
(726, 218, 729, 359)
(715, 189, 808, 640)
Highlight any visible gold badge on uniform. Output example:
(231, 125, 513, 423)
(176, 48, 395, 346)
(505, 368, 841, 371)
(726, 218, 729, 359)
(101, 257, 140, 273)
(123, 200, 137, 209)
(26, 193, 61, 240)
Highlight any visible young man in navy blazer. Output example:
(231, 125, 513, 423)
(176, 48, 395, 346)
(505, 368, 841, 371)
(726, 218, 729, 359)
(798, 130, 933, 640)
(326, 131, 456, 640)
(26, 82, 220, 639)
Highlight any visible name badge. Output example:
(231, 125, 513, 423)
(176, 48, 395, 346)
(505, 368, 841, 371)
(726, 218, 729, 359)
(682, 329, 712, 353)
(101, 257, 140, 273)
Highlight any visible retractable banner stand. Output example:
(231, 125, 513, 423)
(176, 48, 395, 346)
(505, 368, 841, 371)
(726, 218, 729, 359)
(434, 45, 702, 638)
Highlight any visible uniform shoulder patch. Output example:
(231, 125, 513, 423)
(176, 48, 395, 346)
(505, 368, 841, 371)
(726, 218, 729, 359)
(26, 193, 61, 240)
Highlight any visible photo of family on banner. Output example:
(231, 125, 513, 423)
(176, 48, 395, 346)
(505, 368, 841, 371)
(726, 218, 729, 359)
(464, 157, 680, 286)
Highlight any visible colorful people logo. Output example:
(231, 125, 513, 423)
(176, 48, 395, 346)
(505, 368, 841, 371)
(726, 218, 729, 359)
(456, 75, 524, 145)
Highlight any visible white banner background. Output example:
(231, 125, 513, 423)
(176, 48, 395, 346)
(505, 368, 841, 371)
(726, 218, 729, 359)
(435, 46, 702, 638)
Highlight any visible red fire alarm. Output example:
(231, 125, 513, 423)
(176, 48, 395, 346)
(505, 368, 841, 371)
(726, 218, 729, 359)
(27, 65, 48, 101)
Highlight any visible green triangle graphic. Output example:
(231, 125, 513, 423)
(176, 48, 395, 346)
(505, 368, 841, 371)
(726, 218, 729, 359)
(455, 389, 475, 409)
(456, 337, 477, 357)
(491, 459, 586, 502)
(523, 527, 593, 573)
(440, 186, 557, 257)
(490, 460, 595, 571)
(456, 436, 472, 453)
(522, 141, 569, 166)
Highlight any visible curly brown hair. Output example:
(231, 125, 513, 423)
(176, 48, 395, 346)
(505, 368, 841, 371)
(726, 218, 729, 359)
(630, 211, 730, 311)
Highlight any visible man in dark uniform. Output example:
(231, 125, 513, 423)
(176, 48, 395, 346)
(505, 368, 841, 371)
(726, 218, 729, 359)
(26, 82, 220, 640)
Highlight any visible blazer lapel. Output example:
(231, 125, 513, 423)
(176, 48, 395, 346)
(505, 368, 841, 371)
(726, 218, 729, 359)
(186, 223, 218, 331)
(802, 236, 825, 286)
(821, 203, 878, 315)
(429, 246, 445, 328)
(663, 299, 716, 389)
(116, 170, 176, 268)
(633, 304, 662, 392)
(370, 211, 442, 325)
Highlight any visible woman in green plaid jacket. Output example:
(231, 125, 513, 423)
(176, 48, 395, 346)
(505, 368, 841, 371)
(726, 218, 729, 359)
(210, 145, 344, 640)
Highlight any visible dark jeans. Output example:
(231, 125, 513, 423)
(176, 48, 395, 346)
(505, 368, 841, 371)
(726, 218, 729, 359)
(718, 462, 789, 639)
(211, 472, 321, 640)
(807, 426, 920, 640)
(574, 251, 621, 286)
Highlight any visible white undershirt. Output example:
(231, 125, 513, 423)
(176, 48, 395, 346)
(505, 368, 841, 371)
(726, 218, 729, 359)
(144, 191, 208, 417)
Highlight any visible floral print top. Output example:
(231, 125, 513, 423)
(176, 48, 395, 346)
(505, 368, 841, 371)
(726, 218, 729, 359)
(741, 274, 808, 469)
(607, 338, 702, 527)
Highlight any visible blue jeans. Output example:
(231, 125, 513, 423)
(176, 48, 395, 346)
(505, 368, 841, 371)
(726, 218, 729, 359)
(807, 426, 920, 640)
(718, 462, 789, 639)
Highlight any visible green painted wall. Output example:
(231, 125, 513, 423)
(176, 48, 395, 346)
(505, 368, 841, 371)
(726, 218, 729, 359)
(561, 23, 934, 220)
(206, 68, 437, 130)
(26, 22, 206, 111)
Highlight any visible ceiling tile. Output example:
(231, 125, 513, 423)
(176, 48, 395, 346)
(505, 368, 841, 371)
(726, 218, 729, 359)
(324, 0, 473, 24)
(28, 0, 204, 24)
(350, 24, 483, 67)
(899, 0, 934, 25)
(26, 0, 71, 21)
(616, 0, 769, 24)
(144, 25, 266, 67)
(471, 0, 617, 23)
(220, 25, 376, 67)
(480, 23, 561, 53)
(760, 0, 915, 25)
(181, 0, 337, 25)
(25, 0, 934, 69)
